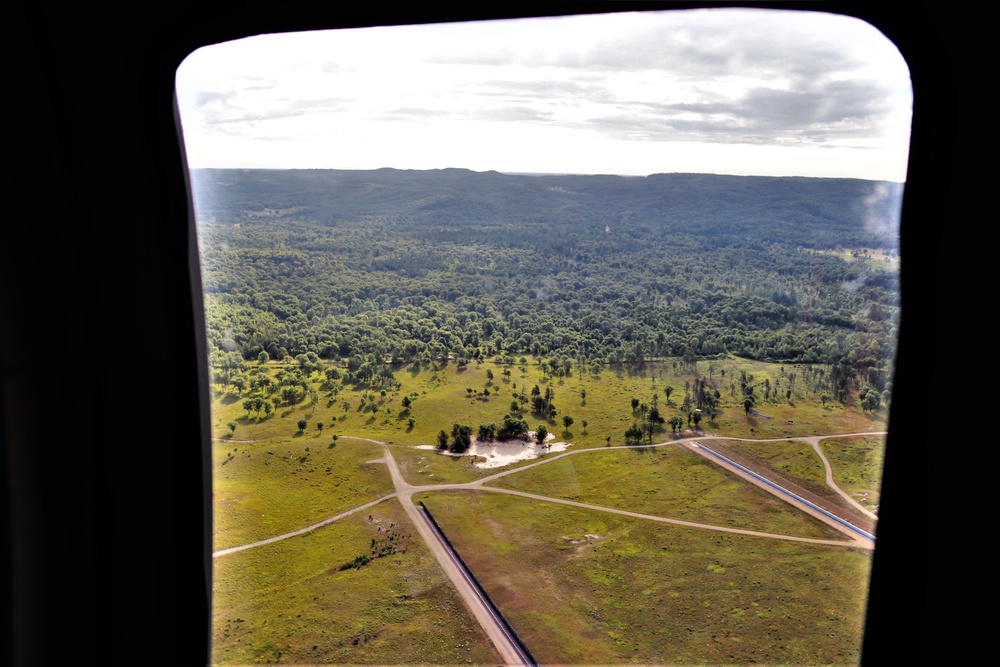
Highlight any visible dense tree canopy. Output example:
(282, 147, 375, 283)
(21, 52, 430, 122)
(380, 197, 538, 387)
(194, 169, 899, 400)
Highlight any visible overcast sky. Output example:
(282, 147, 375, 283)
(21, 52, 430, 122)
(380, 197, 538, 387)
(175, 8, 911, 181)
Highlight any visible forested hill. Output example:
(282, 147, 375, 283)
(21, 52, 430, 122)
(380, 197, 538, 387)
(191, 168, 902, 250)
(192, 168, 901, 400)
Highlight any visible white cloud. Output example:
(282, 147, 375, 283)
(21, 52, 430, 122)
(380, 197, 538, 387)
(176, 8, 911, 180)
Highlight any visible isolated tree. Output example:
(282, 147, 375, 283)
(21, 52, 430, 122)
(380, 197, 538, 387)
(624, 423, 644, 446)
(648, 407, 663, 425)
(562, 415, 574, 430)
(631, 397, 640, 412)
(401, 396, 412, 409)
(535, 425, 548, 444)
(743, 395, 756, 415)
(581, 420, 588, 433)
(227, 422, 237, 435)
(703, 399, 719, 422)
(497, 415, 529, 440)
(258, 350, 270, 364)
(861, 387, 881, 412)
(297, 419, 307, 432)
(317, 421, 324, 433)
(450, 424, 472, 453)
(580, 389, 587, 404)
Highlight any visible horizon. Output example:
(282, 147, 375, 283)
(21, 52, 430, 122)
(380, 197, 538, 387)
(189, 165, 904, 184)
(176, 8, 911, 182)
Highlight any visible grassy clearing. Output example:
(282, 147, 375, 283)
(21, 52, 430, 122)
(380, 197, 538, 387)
(487, 445, 846, 540)
(718, 438, 831, 495)
(207, 354, 886, 664)
(419, 490, 873, 666)
(213, 436, 393, 551)
(390, 444, 499, 486)
(211, 355, 887, 452)
(212, 498, 502, 665)
(820, 436, 887, 510)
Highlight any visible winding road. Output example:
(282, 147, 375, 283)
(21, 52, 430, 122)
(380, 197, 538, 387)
(213, 430, 884, 663)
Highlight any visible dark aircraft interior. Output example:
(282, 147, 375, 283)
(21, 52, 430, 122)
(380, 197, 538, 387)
(2, 2, 951, 664)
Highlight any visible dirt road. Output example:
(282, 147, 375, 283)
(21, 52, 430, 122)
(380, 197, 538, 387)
(375, 444, 533, 666)
(213, 431, 885, 663)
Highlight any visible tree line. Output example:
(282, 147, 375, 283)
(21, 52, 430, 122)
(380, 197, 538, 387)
(196, 169, 899, 404)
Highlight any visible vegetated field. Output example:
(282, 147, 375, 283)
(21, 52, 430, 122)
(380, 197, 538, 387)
(820, 435, 886, 510)
(418, 490, 873, 666)
(200, 169, 895, 665)
(208, 351, 886, 664)
(213, 435, 393, 551)
(716, 438, 831, 494)
(487, 445, 847, 540)
(390, 444, 492, 486)
(212, 498, 503, 665)
(210, 354, 887, 461)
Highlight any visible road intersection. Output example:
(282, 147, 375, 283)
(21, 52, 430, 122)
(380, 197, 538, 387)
(214, 431, 885, 664)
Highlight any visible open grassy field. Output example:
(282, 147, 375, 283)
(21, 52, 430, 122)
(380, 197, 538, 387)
(715, 438, 831, 494)
(208, 353, 886, 664)
(486, 445, 847, 540)
(213, 436, 393, 551)
(418, 490, 873, 666)
(210, 355, 888, 451)
(212, 498, 503, 665)
(820, 436, 887, 510)
(390, 443, 499, 486)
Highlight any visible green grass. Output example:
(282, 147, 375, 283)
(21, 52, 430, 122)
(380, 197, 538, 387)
(486, 445, 846, 540)
(208, 354, 886, 664)
(719, 438, 832, 495)
(390, 444, 500, 486)
(820, 436, 887, 510)
(212, 498, 502, 665)
(211, 355, 888, 452)
(213, 436, 393, 551)
(419, 490, 873, 666)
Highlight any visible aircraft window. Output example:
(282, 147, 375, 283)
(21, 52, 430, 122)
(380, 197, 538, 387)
(176, 8, 910, 665)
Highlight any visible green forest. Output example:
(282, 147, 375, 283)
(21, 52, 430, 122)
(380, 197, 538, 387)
(192, 168, 900, 406)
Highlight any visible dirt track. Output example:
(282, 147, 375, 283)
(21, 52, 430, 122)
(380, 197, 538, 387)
(214, 430, 884, 663)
